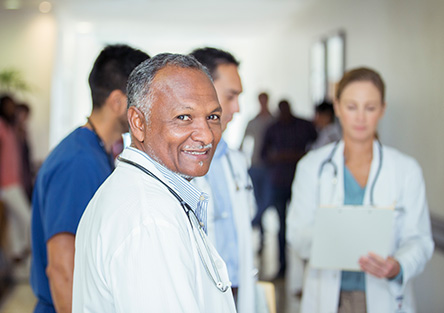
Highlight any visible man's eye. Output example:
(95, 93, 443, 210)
(177, 115, 191, 121)
(208, 114, 220, 120)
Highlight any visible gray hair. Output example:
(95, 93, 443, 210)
(127, 53, 212, 124)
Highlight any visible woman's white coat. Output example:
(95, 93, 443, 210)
(287, 140, 434, 313)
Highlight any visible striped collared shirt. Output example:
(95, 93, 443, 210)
(127, 147, 209, 232)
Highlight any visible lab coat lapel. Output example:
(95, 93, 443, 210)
(327, 140, 345, 206)
(362, 140, 382, 206)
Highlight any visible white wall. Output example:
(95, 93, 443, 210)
(0, 9, 56, 162)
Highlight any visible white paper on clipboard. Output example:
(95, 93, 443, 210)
(310, 205, 394, 271)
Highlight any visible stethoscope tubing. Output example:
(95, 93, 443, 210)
(117, 156, 229, 293)
(318, 139, 383, 206)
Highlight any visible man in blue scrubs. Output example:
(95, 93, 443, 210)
(30, 45, 149, 313)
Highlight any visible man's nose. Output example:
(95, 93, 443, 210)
(233, 99, 240, 114)
(191, 119, 215, 144)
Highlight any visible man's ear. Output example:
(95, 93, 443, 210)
(108, 90, 127, 116)
(128, 106, 146, 143)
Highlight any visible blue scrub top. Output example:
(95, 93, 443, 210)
(30, 127, 114, 312)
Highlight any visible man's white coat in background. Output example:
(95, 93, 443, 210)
(193, 148, 257, 313)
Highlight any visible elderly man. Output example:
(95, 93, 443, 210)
(72, 53, 236, 313)
(190, 47, 256, 313)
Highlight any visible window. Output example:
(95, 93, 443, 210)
(310, 31, 346, 104)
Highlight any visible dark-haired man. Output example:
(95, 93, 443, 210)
(30, 44, 149, 313)
(310, 101, 342, 150)
(262, 99, 317, 280)
(190, 47, 256, 313)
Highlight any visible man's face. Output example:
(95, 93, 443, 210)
(142, 66, 222, 179)
(212, 63, 243, 132)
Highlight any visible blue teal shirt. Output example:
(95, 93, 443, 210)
(30, 127, 114, 313)
(341, 165, 367, 291)
(206, 139, 240, 287)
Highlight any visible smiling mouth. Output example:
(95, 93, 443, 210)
(182, 143, 213, 156)
(184, 151, 208, 155)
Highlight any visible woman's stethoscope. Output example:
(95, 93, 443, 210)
(117, 156, 230, 293)
(318, 139, 383, 206)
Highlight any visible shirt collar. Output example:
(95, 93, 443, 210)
(122, 147, 209, 214)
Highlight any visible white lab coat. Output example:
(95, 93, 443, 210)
(193, 148, 257, 313)
(287, 140, 434, 313)
(73, 148, 236, 313)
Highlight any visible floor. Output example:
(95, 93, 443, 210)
(0, 257, 36, 313)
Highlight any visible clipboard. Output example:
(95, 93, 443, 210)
(310, 205, 394, 271)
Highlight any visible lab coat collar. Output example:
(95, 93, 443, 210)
(329, 140, 383, 206)
(119, 147, 209, 218)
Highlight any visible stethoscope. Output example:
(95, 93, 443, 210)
(117, 156, 230, 293)
(225, 154, 253, 192)
(318, 139, 383, 206)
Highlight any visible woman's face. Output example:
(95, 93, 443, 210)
(334, 81, 385, 143)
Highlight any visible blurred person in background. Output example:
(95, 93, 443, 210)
(30, 44, 149, 313)
(0, 95, 31, 264)
(262, 99, 317, 279)
(14, 103, 34, 200)
(310, 100, 342, 150)
(241, 92, 274, 240)
(287, 67, 433, 313)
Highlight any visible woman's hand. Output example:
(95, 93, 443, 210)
(359, 252, 400, 279)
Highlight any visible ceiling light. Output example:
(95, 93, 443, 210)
(39, 1, 52, 13)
